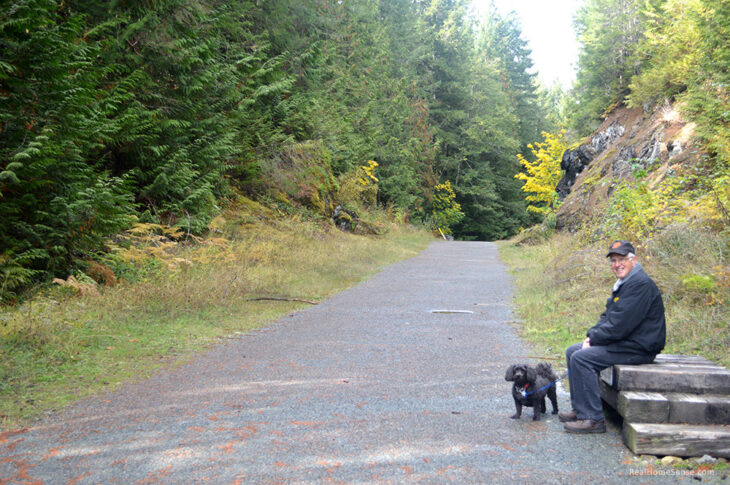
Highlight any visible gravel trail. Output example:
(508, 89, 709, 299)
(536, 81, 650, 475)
(0, 241, 705, 484)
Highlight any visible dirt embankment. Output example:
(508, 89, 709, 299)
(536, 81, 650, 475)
(556, 103, 703, 232)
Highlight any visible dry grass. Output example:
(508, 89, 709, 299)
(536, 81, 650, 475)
(499, 225, 729, 369)
(0, 198, 432, 430)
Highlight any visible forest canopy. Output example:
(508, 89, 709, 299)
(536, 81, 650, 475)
(1, 0, 554, 297)
(2, 0, 729, 299)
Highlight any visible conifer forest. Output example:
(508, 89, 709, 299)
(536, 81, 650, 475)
(1, 0, 729, 297)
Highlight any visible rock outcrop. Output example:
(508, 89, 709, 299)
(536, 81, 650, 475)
(332, 205, 380, 235)
(556, 121, 628, 200)
(556, 144, 594, 201)
(554, 104, 702, 232)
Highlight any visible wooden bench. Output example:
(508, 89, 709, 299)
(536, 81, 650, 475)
(599, 354, 730, 458)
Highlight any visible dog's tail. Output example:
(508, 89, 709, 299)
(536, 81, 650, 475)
(536, 362, 558, 381)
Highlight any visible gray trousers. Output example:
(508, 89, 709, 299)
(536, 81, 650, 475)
(565, 343, 656, 421)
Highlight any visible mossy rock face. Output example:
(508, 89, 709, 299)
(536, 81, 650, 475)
(332, 205, 356, 231)
(513, 224, 554, 246)
(554, 104, 706, 233)
(331, 205, 380, 235)
(351, 219, 381, 236)
(258, 142, 379, 226)
(261, 141, 338, 216)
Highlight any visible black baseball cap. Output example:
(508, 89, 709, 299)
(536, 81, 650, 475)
(606, 240, 635, 257)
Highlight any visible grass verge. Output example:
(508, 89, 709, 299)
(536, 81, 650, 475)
(0, 199, 433, 430)
(498, 225, 729, 370)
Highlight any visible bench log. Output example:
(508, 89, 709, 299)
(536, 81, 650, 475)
(598, 354, 730, 457)
(605, 364, 730, 394)
(669, 394, 730, 425)
(623, 423, 730, 458)
(618, 391, 669, 423)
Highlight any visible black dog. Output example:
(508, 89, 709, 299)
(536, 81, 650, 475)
(504, 362, 559, 421)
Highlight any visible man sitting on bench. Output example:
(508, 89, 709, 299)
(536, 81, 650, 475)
(561, 240, 666, 433)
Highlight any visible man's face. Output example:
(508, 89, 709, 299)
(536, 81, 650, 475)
(609, 253, 636, 280)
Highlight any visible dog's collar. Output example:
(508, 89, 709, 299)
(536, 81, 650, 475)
(518, 383, 529, 398)
(520, 372, 570, 397)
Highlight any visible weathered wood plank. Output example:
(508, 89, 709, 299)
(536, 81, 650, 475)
(653, 354, 716, 366)
(613, 365, 730, 394)
(669, 394, 730, 425)
(600, 366, 615, 387)
(645, 363, 727, 371)
(623, 423, 730, 458)
(599, 379, 618, 410)
(618, 391, 669, 423)
(600, 356, 725, 389)
(602, 389, 730, 425)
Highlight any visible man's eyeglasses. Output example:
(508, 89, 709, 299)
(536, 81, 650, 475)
(610, 256, 630, 265)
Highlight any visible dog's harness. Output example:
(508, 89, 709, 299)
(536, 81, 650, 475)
(520, 371, 570, 398)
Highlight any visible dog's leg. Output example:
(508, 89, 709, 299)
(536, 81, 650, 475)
(548, 388, 559, 414)
(510, 396, 522, 419)
(540, 396, 546, 414)
(531, 397, 541, 421)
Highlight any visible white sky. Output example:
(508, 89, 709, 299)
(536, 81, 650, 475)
(471, 0, 582, 90)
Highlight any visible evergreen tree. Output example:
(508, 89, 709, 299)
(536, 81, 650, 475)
(626, 0, 702, 108)
(257, 0, 439, 220)
(1, 0, 566, 296)
(569, 0, 648, 135)
(454, 48, 527, 240)
(373, 0, 439, 215)
(477, 8, 545, 151)
(1, 0, 134, 295)
(536, 81, 569, 132)
(69, 0, 289, 232)
(682, 0, 730, 215)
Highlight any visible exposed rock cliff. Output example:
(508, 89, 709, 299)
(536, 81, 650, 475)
(555, 103, 703, 232)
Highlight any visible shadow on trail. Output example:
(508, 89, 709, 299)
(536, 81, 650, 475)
(0, 242, 688, 484)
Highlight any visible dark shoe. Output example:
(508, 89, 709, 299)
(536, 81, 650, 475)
(558, 410, 578, 422)
(564, 419, 606, 434)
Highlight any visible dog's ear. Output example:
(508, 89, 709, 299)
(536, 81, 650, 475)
(504, 365, 516, 381)
(526, 366, 537, 383)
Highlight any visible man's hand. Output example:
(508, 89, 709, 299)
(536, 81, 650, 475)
(581, 337, 591, 349)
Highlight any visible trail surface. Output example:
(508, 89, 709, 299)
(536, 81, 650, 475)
(1, 242, 694, 484)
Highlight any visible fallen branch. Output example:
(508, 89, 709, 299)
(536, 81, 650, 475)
(246, 297, 319, 305)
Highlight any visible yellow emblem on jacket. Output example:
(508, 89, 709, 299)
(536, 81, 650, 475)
(613, 296, 620, 302)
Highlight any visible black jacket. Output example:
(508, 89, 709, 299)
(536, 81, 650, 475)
(587, 264, 666, 355)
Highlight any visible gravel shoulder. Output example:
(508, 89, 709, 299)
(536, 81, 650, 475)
(0, 242, 709, 483)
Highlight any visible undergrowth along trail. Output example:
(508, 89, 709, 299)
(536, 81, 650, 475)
(0, 198, 433, 430)
(498, 226, 729, 370)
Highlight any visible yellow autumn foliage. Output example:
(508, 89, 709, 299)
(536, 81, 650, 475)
(515, 130, 567, 215)
(339, 160, 379, 210)
(359, 160, 379, 186)
(431, 181, 464, 235)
